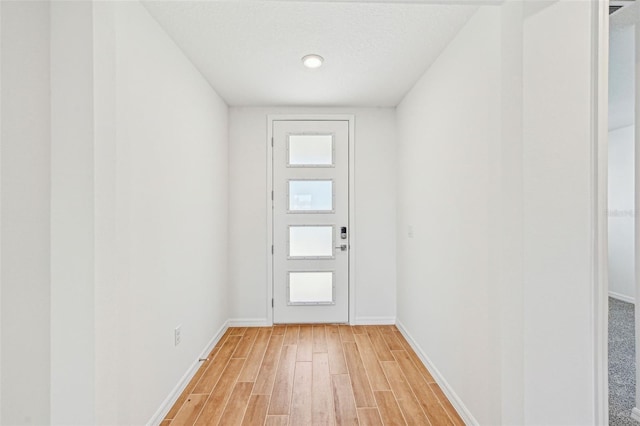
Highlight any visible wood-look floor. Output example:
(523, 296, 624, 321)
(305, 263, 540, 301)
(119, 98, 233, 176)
(162, 325, 464, 426)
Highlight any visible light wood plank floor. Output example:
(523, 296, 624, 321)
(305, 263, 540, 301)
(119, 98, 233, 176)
(162, 325, 464, 426)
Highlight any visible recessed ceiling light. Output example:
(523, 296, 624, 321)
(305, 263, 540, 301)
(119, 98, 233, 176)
(302, 54, 324, 69)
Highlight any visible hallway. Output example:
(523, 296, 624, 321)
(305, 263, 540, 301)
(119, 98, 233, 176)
(0, 1, 608, 424)
(164, 325, 462, 425)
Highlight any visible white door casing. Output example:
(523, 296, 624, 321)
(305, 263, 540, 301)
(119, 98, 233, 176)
(272, 120, 350, 324)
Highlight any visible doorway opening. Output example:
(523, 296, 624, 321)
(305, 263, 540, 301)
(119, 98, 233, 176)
(607, 1, 638, 424)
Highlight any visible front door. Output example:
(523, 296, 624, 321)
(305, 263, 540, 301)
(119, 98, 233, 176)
(272, 120, 350, 324)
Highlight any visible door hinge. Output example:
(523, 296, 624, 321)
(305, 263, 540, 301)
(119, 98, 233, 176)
(271, 190, 274, 201)
(271, 245, 274, 254)
(271, 137, 274, 147)
(272, 298, 274, 308)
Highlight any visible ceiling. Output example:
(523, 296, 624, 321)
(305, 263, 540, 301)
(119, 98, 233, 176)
(610, 0, 636, 17)
(142, 1, 479, 107)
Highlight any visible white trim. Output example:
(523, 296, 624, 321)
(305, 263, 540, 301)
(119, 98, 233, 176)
(395, 321, 478, 426)
(353, 316, 396, 325)
(181, 0, 502, 5)
(267, 117, 274, 326)
(609, 291, 635, 305)
(631, 407, 640, 422)
(348, 116, 356, 325)
(592, 0, 609, 424)
(146, 320, 228, 426)
(227, 318, 271, 327)
(267, 114, 356, 325)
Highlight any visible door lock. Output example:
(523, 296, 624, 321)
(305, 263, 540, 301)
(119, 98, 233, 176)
(341, 227, 347, 240)
(335, 244, 348, 252)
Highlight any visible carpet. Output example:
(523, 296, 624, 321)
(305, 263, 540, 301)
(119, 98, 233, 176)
(610, 297, 638, 426)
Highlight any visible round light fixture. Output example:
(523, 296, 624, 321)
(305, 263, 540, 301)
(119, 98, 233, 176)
(302, 54, 324, 69)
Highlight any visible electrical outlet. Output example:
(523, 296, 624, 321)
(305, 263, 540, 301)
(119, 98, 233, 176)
(174, 325, 182, 346)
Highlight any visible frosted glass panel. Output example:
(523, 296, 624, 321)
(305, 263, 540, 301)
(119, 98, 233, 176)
(289, 180, 333, 212)
(289, 272, 333, 304)
(289, 226, 333, 257)
(288, 135, 333, 166)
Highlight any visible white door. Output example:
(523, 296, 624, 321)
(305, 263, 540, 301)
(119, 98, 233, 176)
(272, 120, 350, 324)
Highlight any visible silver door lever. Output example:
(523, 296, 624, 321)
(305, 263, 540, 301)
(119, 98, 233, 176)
(335, 244, 347, 251)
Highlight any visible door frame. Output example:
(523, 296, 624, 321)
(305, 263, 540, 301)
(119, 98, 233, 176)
(593, 0, 609, 423)
(266, 114, 356, 325)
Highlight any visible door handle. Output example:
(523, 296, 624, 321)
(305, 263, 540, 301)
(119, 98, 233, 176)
(335, 244, 348, 251)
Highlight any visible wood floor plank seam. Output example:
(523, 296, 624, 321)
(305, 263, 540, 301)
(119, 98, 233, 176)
(353, 333, 391, 391)
(261, 334, 289, 420)
(233, 327, 260, 359)
(192, 357, 247, 426)
(391, 349, 453, 425)
(260, 349, 280, 426)
(267, 344, 297, 415)
(238, 381, 260, 425)
(212, 376, 242, 425)
(379, 360, 433, 426)
(218, 381, 254, 425)
(338, 329, 369, 426)
(193, 335, 242, 394)
(164, 345, 221, 420)
(342, 341, 376, 407)
(253, 334, 285, 395)
(429, 383, 465, 426)
(391, 349, 436, 424)
(163, 325, 464, 426)
(188, 354, 235, 425)
(239, 328, 273, 383)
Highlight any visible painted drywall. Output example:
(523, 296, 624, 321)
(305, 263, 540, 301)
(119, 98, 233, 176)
(609, 125, 635, 302)
(610, 23, 635, 131)
(396, 7, 501, 425)
(228, 107, 396, 325)
(4, 2, 229, 423)
(608, 20, 635, 303)
(93, 2, 119, 424)
(498, 2, 525, 423)
(0, 2, 52, 424)
(50, 2, 96, 423)
(109, 3, 230, 424)
(521, 2, 596, 423)
(0, 3, 3, 422)
(397, 2, 598, 424)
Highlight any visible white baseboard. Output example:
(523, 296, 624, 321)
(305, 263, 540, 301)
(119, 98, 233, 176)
(228, 317, 395, 326)
(395, 321, 478, 426)
(353, 316, 396, 325)
(227, 317, 271, 327)
(609, 291, 635, 304)
(147, 320, 229, 426)
(631, 407, 640, 422)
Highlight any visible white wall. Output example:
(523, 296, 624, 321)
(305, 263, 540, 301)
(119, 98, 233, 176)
(396, 7, 502, 425)
(50, 2, 96, 423)
(609, 125, 635, 302)
(93, 3, 118, 423)
(109, 3, 229, 424)
(609, 24, 635, 131)
(228, 107, 396, 325)
(397, 2, 599, 425)
(608, 22, 636, 303)
(0, 2, 52, 424)
(499, 1, 525, 423)
(2, 2, 230, 424)
(521, 2, 595, 423)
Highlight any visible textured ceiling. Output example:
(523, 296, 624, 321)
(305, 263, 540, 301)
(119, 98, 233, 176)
(142, 1, 478, 106)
